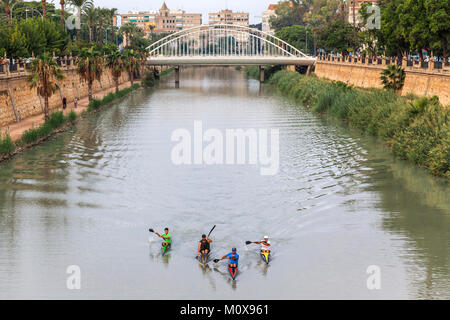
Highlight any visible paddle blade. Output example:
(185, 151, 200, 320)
(207, 225, 216, 237)
(245, 241, 252, 245)
(149, 228, 154, 233)
(213, 259, 220, 263)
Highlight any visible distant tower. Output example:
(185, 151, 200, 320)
(160, 1, 169, 17)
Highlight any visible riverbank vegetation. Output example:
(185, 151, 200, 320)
(88, 83, 140, 111)
(0, 131, 15, 155)
(267, 70, 449, 178)
(19, 110, 76, 145)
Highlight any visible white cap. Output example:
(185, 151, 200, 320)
(264, 235, 269, 239)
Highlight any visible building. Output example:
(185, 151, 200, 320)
(208, 10, 249, 27)
(262, 4, 277, 35)
(348, 0, 378, 26)
(119, 1, 202, 38)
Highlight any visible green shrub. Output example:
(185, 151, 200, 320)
(87, 84, 140, 112)
(0, 132, 15, 155)
(68, 110, 77, 122)
(87, 99, 102, 111)
(19, 111, 69, 145)
(48, 111, 65, 129)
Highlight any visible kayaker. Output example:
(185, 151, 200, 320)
(197, 234, 212, 257)
(219, 248, 239, 267)
(252, 235, 271, 253)
(154, 228, 171, 247)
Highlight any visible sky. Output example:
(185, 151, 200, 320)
(81, 0, 276, 25)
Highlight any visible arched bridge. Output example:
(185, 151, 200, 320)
(146, 24, 316, 67)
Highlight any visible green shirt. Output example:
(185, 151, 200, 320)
(162, 233, 171, 243)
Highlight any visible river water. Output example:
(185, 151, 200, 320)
(0, 67, 448, 299)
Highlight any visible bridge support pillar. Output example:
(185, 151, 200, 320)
(175, 66, 180, 84)
(306, 65, 312, 76)
(259, 66, 265, 83)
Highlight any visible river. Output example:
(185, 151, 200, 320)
(0, 67, 448, 299)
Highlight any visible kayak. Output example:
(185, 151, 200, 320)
(199, 251, 210, 266)
(228, 265, 238, 280)
(161, 243, 171, 256)
(260, 250, 270, 264)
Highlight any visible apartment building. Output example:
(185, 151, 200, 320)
(208, 9, 249, 27)
(262, 4, 277, 35)
(348, 0, 379, 26)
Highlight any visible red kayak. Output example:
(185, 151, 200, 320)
(228, 265, 238, 280)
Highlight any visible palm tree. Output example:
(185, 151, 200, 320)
(105, 8, 118, 44)
(380, 64, 406, 92)
(59, 0, 65, 26)
(105, 48, 124, 93)
(41, 0, 46, 19)
(119, 22, 143, 48)
(149, 24, 155, 40)
(122, 49, 139, 86)
(76, 46, 103, 102)
(96, 7, 109, 43)
(26, 53, 65, 119)
(1, 0, 20, 25)
(84, 6, 97, 42)
(68, 0, 92, 40)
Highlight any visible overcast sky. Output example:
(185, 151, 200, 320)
(75, 0, 276, 24)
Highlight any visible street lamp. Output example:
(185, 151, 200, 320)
(305, 30, 308, 54)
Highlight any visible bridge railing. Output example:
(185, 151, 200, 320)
(147, 24, 309, 58)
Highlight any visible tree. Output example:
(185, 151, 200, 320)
(84, 5, 97, 42)
(119, 22, 145, 48)
(122, 49, 139, 86)
(104, 8, 118, 43)
(380, 0, 410, 58)
(76, 46, 103, 102)
(7, 25, 28, 57)
(68, 0, 92, 40)
(398, 0, 432, 60)
(358, 2, 383, 56)
(105, 45, 124, 93)
(26, 52, 65, 119)
(317, 18, 356, 54)
(275, 25, 314, 54)
(425, 0, 450, 61)
(59, 0, 65, 26)
(18, 17, 68, 56)
(41, 0, 46, 19)
(96, 7, 109, 43)
(1, 0, 20, 25)
(269, 1, 310, 31)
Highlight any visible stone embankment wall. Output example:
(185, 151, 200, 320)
(0, 64, 130, 127)
(314, 55, 450, 106)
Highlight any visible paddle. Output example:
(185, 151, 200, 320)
(245, 241, 253, 245)
(207, 225, 216, 238)
(195, 225, 216, 259)
(213, 259, 221, 263)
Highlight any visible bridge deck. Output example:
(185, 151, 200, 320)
(147, 56, 316, 66)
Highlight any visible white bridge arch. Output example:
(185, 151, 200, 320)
(146, 24, 316, 66)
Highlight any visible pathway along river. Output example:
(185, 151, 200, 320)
(0, 67, 449, 299)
